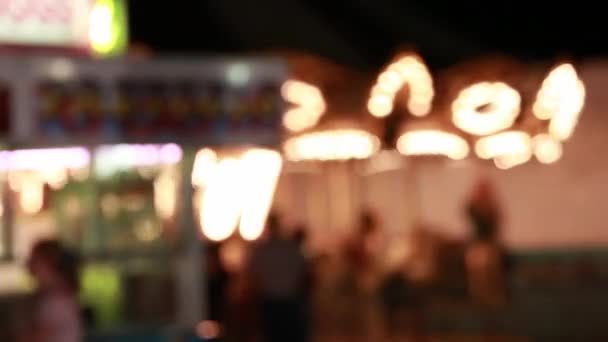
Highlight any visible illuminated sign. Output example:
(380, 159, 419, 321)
(0, 0, 127, 56)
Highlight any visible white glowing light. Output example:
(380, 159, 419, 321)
(452, 82, 521, 136)
(200, 158, 243, 242)
(532, 134, 563, 164)
(532, 64, 586, 141)
(396, 129, 470, 160)
(475, 131, 532, 160)
(281, 80, 326, 132)
(238, 150, 283, 241)
(192, 149, 284, 242)
(191, 148, 218, 188)
(283, 129, 381, 161)
(368, 54, 434, 117)
(48, 58, 76, 81)
(534, 64, 585, 123)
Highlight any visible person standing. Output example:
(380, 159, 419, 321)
(22, 240, 83, 342)
(249, 215, 310, 342)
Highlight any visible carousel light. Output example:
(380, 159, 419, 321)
(533, 63, 585, 121)
(238, 149, 283, 241)
(281, 80, 326, 132)
(283, 129, 381, 161)
(532, 133, 563, 164)
(396, 129, 470, 160)
(475, 131, 532, 160)
(452, 82, 521, 136)
(549, 79, 584, 140)
(368, 54, 434, 117)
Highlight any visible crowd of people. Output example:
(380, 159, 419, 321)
(4, 178, 509, 341)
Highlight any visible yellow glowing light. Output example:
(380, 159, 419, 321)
(283, 129, 381, 161)
(191, 148, 218, 188)
(452, 82, 521, 136)
(281, 80, 326, 132)
(238, 150, 283, 241)
(475, 131, 532, 160)
(20, 176, 44, 215)
(533, 134, 563, 164)
(396, 129, 470, 160)
(368, 54, 434, 117)
(366, 94, 393, 118)
(542, 65, 585, 140)
(89, 3, 113, 51)
(154, 167, 178, 220)
(193, 149, 284, 241)
(282, 107, 321, 133)
(533, 64, 585, 124)
(42, 168, 68, 190)
(200, 159, 243, 242)
(89, 0, 128, 56)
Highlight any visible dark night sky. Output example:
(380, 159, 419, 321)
(128, 1, 605, 71)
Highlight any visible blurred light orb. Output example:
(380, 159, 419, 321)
(368, 54, 434, 117)
(533, 134, 563, 164)
(475, 131, 531, 160)
(396, 129, 469, 160)
(284, 129, 380, 161)
(452, 82, 521, 136)
(226, 63, 251, 87)
(281, 80, 326, 132)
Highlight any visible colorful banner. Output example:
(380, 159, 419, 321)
(36, 77, 284, 145)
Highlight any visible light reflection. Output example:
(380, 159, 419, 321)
(452, 82, 521, 136)
(396, 129, 470, 160)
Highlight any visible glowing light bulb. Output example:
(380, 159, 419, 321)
(368, 54, 434, 117)
(452, 82, 521, 136)
(283, 129, 380, 161)
(396, 129, 470, 160)
(475, 131, 531, 160)
(533, 133, 563, 164)
(281, 80, 326, 132)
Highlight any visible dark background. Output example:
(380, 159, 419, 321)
(128, 0, 605, 70)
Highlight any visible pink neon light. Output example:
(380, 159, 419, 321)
(0, 147, 90, 171)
